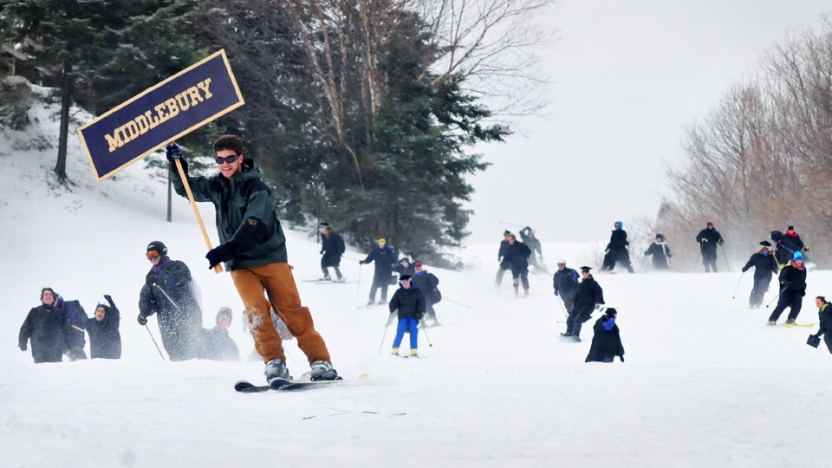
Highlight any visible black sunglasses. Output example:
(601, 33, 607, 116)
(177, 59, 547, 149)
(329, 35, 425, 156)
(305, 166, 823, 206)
(215, 155, 240, 164)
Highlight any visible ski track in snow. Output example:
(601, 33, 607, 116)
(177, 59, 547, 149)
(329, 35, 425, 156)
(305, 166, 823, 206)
(1, 93, 831, 468)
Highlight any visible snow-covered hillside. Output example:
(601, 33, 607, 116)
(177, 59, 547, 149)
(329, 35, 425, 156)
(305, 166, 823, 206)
(2, 86, 831, 468)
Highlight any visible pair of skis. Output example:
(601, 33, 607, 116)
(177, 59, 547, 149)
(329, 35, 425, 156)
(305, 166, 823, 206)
(234, 377, 343, 393)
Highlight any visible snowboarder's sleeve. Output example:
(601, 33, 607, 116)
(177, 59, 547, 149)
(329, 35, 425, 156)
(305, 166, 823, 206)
(139, 284, 157, 317)
(170, 159, 214, 203)
(18, 309, 34, 348)
(742, 256, 754, 272)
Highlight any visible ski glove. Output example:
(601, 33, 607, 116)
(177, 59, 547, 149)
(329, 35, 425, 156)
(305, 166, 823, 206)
(618, 355, 625, 362)
(359, 260, 364, 265)
(701, 238, 709, 243)
(804, 246, 810, 252)
(137, 314, 148, 326)
(206, 244, 234, 269)
(165, 143, 183, 162)
(19, 343, 26, 351)
(718, 239, 724, 246)
(146, 273, 162, 287)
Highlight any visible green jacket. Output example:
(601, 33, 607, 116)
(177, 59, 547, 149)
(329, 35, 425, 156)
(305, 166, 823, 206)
(171, 158, 287, 270)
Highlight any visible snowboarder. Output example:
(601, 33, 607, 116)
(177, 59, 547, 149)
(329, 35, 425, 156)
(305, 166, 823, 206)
(585, 308, 625, 363)
(503, 233, 531, 297)
(411, 261, 441, 325)
(138, 241, 205, 361)
(168, 136, 339, 382)
(695, 221, 723, 272)
(387, 275, 426, 357)
(767, 251, 807, 326)
(520, 226, 548, 274)
(19, 288, 73, 363)
(495, 230, 512, 287)
(602, 221, 634, 273)
(563, 266, 605, 342)
(771, 226, 808, 267)
(319, 223, 346, 282)
(86, 295, 121, 360)
(741, 241, 780, 308)
(643, 234, 672, 270)
(553, 259, 580, 316)
(811, 296, 832, 353)
(360, 238, 396, 305)
(203, 306, 240, 361)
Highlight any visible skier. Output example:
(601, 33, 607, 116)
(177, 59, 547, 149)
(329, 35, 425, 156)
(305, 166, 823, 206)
(771, 226, 808, 267)
(387, 275, 426, 357)
(18, 287, 73, 363)
(360, 238, 396, 306)
(741, 241, 779, 308)
(411, 261, 441, 326)
(138, 241, 205, 361)
(563, 266, 605, 342)
(810, 296, 832, 353)
(695, 221, 723, 272)
(86, 295, 121, 359)
(602, 221, 634, 273)
(393, 257, 415, 279)
(767, 251, 807, 326)
(503, 233, 531, 297)
(495, 230, 512, 287)
(168, 136, 339, 382)
(553, 259, 580, 317)
(319, 223, 346, 282)
(643, 234, 672, 270)
(520, 226, 548, 274)
(203, 307, 240, 362)
(56, 295, 88, 360)
(585, 308, 625, 363)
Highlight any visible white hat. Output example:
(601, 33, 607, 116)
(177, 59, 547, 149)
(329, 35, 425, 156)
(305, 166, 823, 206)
(556, 258, 566, 264)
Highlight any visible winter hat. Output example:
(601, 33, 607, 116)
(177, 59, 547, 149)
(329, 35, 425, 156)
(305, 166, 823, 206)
(614, 221, 623, 229)
(794, 251, 804, 261)
(759, 240, 772, 247)
(605, 308, 618, 317)
(706, 221, 714, 227)
(656, 234, 665, 240)
(216, 306, 233, 326)
(580, 266, 592, 272)
(414, 261, 423, 268)
(378, 238, 386, 244)
(146, 240, 167, 257)
(503, 230, 511, 236)
(787, 225, 795, 231)
(556, 258, 566, 265)
(399, 274, 412, 281)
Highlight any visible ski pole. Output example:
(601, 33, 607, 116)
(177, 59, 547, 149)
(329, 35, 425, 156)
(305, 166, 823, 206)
(499, 221, 524, 228)
(420, 320, 434, 347)
(144, 324, 166, 361)
(356, 264, 363, 296)
(731, 272, 745, 299)
(376, 313, 392, 355)
(442, 297, 471, 309)
(765, 286, 788, 308)
(721, 244, 731, 271)
(692, 251, 701, 272)
(153, 284, 182, 312)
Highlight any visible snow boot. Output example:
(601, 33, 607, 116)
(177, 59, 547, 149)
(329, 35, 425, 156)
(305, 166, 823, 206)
(309, 360, 341, 381)
(319, 275, 331, 281)
(264, 358, 292, 384)
(785, 319, 796, 325)
(391, 347, 399, 355)
(767, 320, 777, 326)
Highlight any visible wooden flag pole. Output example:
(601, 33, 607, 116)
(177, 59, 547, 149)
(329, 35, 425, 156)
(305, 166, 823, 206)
(174, 158, 223, 274)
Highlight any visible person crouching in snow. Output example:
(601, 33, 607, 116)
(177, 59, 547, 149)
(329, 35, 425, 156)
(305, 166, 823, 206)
(388, 275, 425, 357)
(810, 296, 832, 353)
(585, 308, 625, 363)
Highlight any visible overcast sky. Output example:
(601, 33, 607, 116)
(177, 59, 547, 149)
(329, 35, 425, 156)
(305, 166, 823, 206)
(465, 0, 832, 245)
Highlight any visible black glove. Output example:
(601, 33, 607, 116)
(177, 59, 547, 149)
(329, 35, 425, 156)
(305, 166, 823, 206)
(359, 260, 364, 265)
(137, 314, 148, 326)
(146, 273, 162, 287)
(206, 244, 235, 269)
(554, 290, 559, 296)
(718, 239, 724, 246)
(741, 267, 748, 273)
(19, 343, 26, 351)
(165, 143, 183, 162)
(103, 294, 112, 302)
(619, 355, 625, 362)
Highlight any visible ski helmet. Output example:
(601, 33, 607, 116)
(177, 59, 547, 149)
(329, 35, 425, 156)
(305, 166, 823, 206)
(146, 241, 167, 257)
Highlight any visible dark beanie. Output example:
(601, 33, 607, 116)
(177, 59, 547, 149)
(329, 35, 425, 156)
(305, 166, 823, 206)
(399, 274, 412, 281)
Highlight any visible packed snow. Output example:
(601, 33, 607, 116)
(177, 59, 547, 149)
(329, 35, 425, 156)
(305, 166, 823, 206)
(2, 90, 831, 468)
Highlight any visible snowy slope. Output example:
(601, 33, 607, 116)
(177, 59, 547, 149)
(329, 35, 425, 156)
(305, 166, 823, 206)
(2, 90, 831, 468)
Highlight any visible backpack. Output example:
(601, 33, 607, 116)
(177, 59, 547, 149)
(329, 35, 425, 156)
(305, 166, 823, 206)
(430, 288, 442, 304)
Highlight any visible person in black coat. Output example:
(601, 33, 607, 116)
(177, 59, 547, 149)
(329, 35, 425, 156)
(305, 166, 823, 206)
(585, 308, 625, 363)
(319, 224, 346, 282)
(393, 257, 415, 279)
(18, 287, 73, 363)
(563, 266, 605, 341)
(203, 307, 240, 361)
(411, 261, 441, 325)
(138, 241, 205, 361)
(388, 275, 426, 356)
(495, 230, 513, 287)
(86, 295, 122, 359)
(811, 296, 832, 353)
(695, 221, 723, 272)
(741, 241, 780, 308)
(771, 226, 808, 267)
(360, 238, 396, 305)
(603, 221, 634, 273)
(553, 259, 580, 316)
(520, 227, 548, 274)
(644, 234, 672, 270)
(503, 233, 532, 297)
(767, 251, 808, 325)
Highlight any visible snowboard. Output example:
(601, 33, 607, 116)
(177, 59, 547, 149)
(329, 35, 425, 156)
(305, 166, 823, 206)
(234, 377, 344, 393)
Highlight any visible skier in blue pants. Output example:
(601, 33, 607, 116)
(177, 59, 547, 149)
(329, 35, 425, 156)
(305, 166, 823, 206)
(388, 275, 426, 357)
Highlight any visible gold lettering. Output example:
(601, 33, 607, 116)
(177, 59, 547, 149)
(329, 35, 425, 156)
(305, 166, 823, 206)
(196, 78, 213, 99)
(144, 111, 161, 130)
(104, 132, 123, 153)
(118, 125, 131, 144)
(186, 86, 203, 107)
(154, 104, 169, 123)
(175, 92, 191, 111)
(124, 121, 140, 141)
(165, 98, 180, 119)
(135, 115, 150, 135)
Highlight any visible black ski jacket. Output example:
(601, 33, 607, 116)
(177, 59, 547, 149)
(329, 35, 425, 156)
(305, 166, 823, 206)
(585, 316, 625, 363)
(607, 230, 629, 250)
(321, 231, 345, 267)
(742, 252, 779, 280)
(389, 284, 426, 321)
(573, 276, 605, 316)
(503, 241, 531, 269)
(696, 228, 723, 254)
(86, 296, 121, 359)
(553, 268, 580, 298)
(644, 242, 672, 270)
(19, 304, 72, 363)
(778, 263, 807, 294)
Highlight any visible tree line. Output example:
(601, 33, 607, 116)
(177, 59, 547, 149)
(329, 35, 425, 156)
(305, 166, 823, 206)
(660, 17, 832, 269)
(0, 0, 553, 266)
